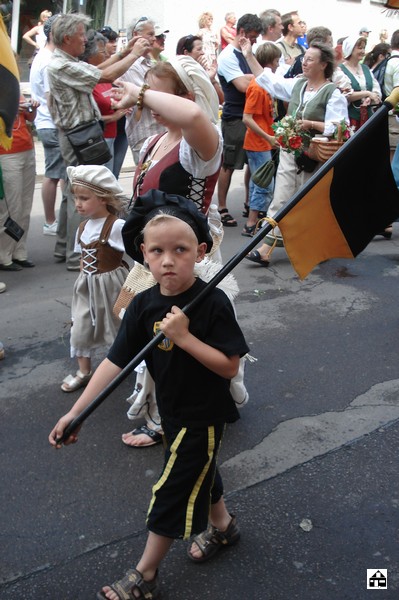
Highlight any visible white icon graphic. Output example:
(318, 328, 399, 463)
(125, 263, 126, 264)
(367, 569, 388, 589)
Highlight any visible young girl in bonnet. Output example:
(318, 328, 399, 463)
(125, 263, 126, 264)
(61, 165, 129, 392)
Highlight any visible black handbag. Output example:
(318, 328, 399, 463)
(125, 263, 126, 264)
(65, 120, 112, 165)
(4, 216, 24, 241)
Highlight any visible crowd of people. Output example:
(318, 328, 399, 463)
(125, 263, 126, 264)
(2, 6, 399, 599)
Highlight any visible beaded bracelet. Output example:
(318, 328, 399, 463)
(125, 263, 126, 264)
(135, 83, 150, 122)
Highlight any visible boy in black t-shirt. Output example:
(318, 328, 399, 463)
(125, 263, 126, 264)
(49, 190, 249, 600)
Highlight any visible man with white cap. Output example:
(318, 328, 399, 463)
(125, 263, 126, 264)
(149, 26, 169, 62)
(359, 26, 371, 38)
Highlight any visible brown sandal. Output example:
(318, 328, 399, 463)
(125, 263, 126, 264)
(218, 208, 237, 227)
(96, 568, 160, 599)
(187, 514, 240, 563)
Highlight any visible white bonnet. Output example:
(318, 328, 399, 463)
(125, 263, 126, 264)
(67, 165, 124, 196)
(342, 36, 364, 59)
(168, 55, 219, 124)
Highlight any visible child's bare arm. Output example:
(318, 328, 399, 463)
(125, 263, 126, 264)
(159, 306, 240, 380)
(49, 358, 122, 448)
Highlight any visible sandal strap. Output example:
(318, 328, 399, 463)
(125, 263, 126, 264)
(193, 515, 240, 552)
(76, 369, 92, 380)
(110, 568, 158, 600)
(134, 424, 161, 440)
(62, 370, 92, 385)
(192, 525, 217, 554)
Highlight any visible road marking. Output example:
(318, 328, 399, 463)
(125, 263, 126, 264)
(222, 379, 399, 491)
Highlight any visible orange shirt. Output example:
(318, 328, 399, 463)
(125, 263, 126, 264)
(0, 100, 34, 155)
(243, 79, 274, 152)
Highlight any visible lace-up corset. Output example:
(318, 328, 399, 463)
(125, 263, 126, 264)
(78, 214, 125, 275)
(133, 134, 220, 214)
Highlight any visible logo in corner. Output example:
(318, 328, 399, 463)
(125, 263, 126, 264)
(367, 569, 387, 590)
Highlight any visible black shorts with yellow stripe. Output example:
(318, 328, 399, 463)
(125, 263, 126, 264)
(146, 421, 225, 540)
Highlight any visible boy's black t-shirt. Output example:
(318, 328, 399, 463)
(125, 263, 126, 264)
(108, 278, 249, 428)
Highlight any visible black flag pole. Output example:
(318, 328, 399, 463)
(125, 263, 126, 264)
(57, 90, 399, 444)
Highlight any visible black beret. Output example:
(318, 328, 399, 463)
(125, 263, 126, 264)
(122, 189, 213, 263)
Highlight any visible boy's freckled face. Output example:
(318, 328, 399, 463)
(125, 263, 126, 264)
(141, 218, 206, 296)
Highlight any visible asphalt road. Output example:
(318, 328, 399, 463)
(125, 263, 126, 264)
(1, 168, 399, 599)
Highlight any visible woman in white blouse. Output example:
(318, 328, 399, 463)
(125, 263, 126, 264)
(340, 35, 381, 131)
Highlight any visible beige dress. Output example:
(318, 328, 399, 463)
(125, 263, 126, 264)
(70, 214, 128, 358)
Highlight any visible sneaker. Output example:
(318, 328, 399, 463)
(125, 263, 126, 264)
(43, 221, 58, 236)
(0, 282, 6, 293)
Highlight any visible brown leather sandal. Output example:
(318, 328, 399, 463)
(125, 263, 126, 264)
(218, 208, 237, 227)
(96, 568, 160, 599)
(187, 514, 240, 563)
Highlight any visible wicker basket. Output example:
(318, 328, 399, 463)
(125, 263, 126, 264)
(113, 263, 156, 320)
(307, 124, 344, 163)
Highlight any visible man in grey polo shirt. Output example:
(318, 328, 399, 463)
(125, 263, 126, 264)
(47, 13, 150, 270)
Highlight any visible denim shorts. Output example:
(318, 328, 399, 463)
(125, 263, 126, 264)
(246, 150, 274, 212)
(221, 118, 247, 170)
(37, 128, 66, 180)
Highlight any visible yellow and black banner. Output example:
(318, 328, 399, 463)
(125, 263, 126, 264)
(276, 93, 399, 279)
(0, 15, 20, 150)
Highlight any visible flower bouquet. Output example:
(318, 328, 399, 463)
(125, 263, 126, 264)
(272, 114, 310, 157)
(332, 119, 355, 142)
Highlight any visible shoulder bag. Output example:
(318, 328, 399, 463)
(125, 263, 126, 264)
(65, 119, 112, 165)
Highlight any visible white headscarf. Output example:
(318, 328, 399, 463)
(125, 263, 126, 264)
(168, 55, 219, 124)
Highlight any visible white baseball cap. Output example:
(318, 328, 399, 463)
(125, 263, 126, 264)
(154, 26, 169, 36)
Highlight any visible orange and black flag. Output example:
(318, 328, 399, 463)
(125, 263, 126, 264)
(273, 89, 399, 279)
(0, 15, 19, 150)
